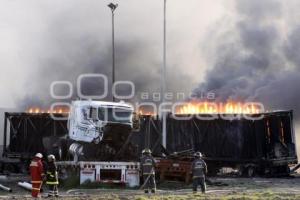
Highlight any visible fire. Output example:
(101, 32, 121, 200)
(137, 101, 262, 116)
(27, 107, 69, 114)
(138, 110, 155, 116)
(176, 102, 262, 114)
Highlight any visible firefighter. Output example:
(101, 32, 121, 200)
(192, 152, 207, 193)
(46, 154, 59, 197)
(29, 153, 44, 198)
(140, 148, 156, 193)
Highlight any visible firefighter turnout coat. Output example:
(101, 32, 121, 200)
(141, 155, 156, 175)
(192, 158, 207, 178)
(30, 157, 44, 197)
(46, 161, 59, 185)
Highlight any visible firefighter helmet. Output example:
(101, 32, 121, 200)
(142, 148, 152, 155)
(194, 152, 202, 158)
(35, 153, 43, 159)
(47, 154, 56, 161)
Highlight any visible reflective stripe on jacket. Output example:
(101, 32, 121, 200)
(140, 155, 155, 175)
(46, 161, 59, 185)
(192, 158, 207, 178)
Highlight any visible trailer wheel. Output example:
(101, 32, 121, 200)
(238, 165, 245, 176)
(247, 166, 255, 177)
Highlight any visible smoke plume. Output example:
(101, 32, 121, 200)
(193, 0, 300, 156)
(10, 1, 197, 109)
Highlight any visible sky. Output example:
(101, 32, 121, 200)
(0, 0, 227, 108)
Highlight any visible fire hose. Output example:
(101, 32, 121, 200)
(0, 184, 12, 192)
(18, 182, 32, 191)
(139, 169, 154, 190)
(18, 181, 43, 192)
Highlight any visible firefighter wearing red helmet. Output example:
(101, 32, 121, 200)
(29, 153, 44, 198)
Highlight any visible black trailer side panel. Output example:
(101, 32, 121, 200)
(134, 111, 297, 165)
(3, 113, 67, 158)
(2, 111, 297, 166)
(166, 117, 260, 160)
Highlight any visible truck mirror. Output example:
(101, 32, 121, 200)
(132, 112, 140, 132)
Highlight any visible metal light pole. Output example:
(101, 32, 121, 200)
(162, 0, 167, 149)
(108, 3, 118, 102)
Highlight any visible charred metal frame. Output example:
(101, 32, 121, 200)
(2, 112, 68, 159)
(136, 111, 298, 168)
(2, 111, 298, 169)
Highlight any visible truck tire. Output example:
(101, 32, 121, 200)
(247, 166, 255, 177)
(238, 165, 245, 176)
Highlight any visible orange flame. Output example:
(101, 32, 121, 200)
(26, 107, 69, 114)
(138, 110, 156, 116)
(176, 102, 261, 114)
(137, 101, 262, 116)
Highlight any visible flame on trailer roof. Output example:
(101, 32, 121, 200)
(176, 101, 262, 114)
(138, 101, 263, 116)
(26, 101, 263, 115)
(27, 107, 69, 114)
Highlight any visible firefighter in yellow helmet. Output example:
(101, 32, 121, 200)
(46, 154, 59, 197)
(140, 148, 156, 193)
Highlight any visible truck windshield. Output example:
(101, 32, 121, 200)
(98, 107, 132, 123)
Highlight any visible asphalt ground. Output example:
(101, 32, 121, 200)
(0, 175, 299, 199)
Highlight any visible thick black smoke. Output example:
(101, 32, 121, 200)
(18, 6, 193, 110)
(192, 0, 300, 156)
(19, 38, 160, 108)
(193, 0, 300, 114)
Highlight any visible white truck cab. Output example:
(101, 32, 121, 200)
(55, 101, 140, 186)
(68, 100, 134, 144)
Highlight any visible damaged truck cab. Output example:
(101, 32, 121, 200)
(68, 100, 134, 144)
(63, 100, 137, 161)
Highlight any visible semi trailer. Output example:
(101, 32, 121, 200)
(134, 111, 298, 177)
(0, 106, 298, 180)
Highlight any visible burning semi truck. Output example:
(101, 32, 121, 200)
(1, 100, 142, 186)
(0, 101, 298, 183)
(2, 100, 139, 162)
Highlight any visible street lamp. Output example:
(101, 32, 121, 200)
(162, 0, 167, 149)
(108, 3, 118, 102)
